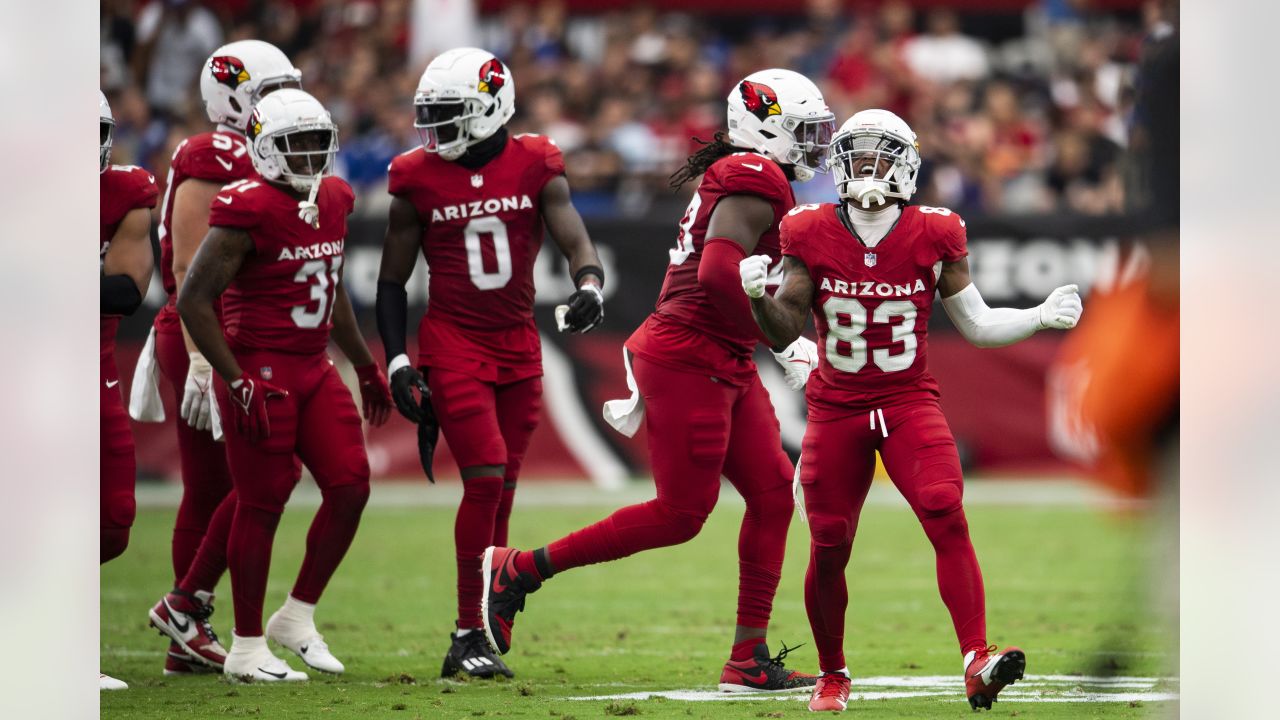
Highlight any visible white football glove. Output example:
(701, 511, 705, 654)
(181, 352, 213, 432)
(771, 336, 819, 390)
(739, 254, 771, 299)
(1038, 284, 1084, 330)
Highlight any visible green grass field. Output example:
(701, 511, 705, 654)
(101, 483, 1176, 718)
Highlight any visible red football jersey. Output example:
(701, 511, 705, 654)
(781, 203, 968, 420)
(627, 152, 794, 385)
(387, 133, 564, 381)
(154, 130, 254, 332)
(100, 164, 160, 359)
(208, 175, 355, 357)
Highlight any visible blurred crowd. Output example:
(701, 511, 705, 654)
(101, 0, 1168, 218)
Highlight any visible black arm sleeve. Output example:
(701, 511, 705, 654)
(101, 272, 144, 316)
(375, 280, 409, 364)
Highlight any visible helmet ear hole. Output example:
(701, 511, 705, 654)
(229, 97, 242, 113)
(759, 129, 776, 139)
(485, 104, 495, 117)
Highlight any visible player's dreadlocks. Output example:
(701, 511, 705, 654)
(668, 132, 738, 189)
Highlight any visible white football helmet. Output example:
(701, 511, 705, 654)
(829, 109, 922, 208)
(100, 90, 114, 174)
(200, 40, 302, 131)
(246, 89, 338, 194)
(726, 69, 835, 181)
(414, 47, 515, 161)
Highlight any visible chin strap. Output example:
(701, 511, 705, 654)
(297, 178, 322, 228)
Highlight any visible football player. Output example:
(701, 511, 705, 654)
(137, 40, 302, 676)
(739, 109, 1083, 711)
(480, 70, 832, 692)
(164, 89, 392, 682)
(100, 90, 159, 690)
(376, 47, 605, 680)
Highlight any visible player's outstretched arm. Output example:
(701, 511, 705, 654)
(938, 257, 1083, 348)
(376, 195, 430, 423)
(743, 255, 815, 350)
(101, 207, 154, 316)
(542, 176, 605, 332)
(177, 227, 253, 382)
(330, 279, 392, 426)
(698, 194, 775, 340)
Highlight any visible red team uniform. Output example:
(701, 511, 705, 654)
(780, 203, 989, 672)
(207, 175, 371, 637)
(100, 164, 159, 562)
(386, 133, 561, 631)
(153, 130, 250, 585)
(542, 152, 797, 641)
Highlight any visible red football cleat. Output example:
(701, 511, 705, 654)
(719, 642, 817, 692)
(808, 671, 851, 712)
(163, 641, 218, 676)
(480, 546, 541, 655)
(148, 590, 228, 669)
(964, 645, 1026, 710)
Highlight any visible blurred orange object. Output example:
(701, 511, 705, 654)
(1048, 242, 1179, 499)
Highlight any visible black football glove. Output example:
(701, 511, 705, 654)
(416, 391, 439, 484)
(390, 365, 431, 424)
(563, 284, 604, 333)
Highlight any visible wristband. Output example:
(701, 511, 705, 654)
(574, 264, 604, 289)
(388, 353, 413, 376)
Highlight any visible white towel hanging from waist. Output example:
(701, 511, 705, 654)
(601, 348, 645, 438)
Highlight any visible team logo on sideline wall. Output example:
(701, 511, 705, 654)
(478, 58, 506, 96)
(739, 80, 781, 121)
(210, 56, 250, 89)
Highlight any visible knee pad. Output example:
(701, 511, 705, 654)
(461, 474, 504, 501)
(103, 490, 137, 532)
(655, 501, 709, 544)
(744, 481, 794, 521)
(807, 510, 854, 549)
(688, 411, 729, 468)
(324, 481, 371, 512)
(101, 527, 130, 563)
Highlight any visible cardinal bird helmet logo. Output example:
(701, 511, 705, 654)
(739, 80, 781, 122)
(248, 107, 263, 139)
(210, 55, 251, 90)
(477, 58, 506, 96)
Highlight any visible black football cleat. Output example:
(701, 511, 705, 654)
(441, 630, 514, 679)
(480, 546, 542, 655)
(718, 641, 818, 692)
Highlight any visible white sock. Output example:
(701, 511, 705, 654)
(836, 667, 851, 679)
(233, 633, 268, 653)
(279, 595, 317, 625)
(455, 628, 474, 638)
(194, 590, 215, 605)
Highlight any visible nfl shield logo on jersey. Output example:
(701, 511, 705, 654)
(471, 174, 484, 188)
(260, 366, 273, 381)
(865, 253, 877, 268)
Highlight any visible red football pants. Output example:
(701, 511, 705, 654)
(547, 354, 794, 630)
(800, 399, 987, 673)
(215, 352, 371, 636)
(155, 328, 234, 585)
(101, 354, 136, 564)
(427, 368, 541, 629)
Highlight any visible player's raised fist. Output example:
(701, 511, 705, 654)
(740, 255, 771, 299)
(355, 363, 393, 427)
(229, 372, 287, 443)
(563, 284, 604, 333)
(389, 361, 431, 424)
(1038, 284, 1084, 330)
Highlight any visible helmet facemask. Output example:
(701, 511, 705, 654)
(778, 114, 836, 181)
(265, 126, 338, 193)
(830, 128, 921, 208)
(100, 116, 114, 174)
(415, 95, 486, 161)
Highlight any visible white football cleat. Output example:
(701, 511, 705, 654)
(223, 633, 308, 683)
(267, 606, 345, 674)
(100, 673, 128, 691)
